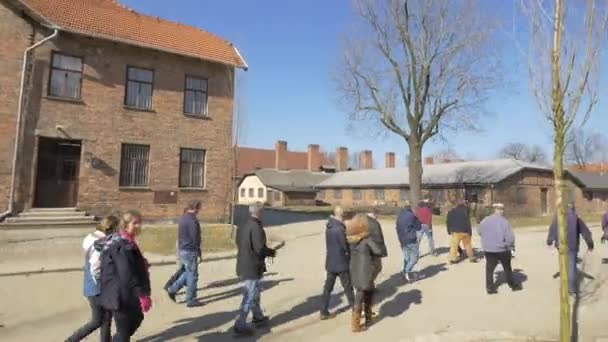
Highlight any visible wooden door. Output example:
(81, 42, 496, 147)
(34, 138, 81, 208)
(540, 188, 548, 215)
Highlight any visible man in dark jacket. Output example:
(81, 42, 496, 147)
(601, 209, 608, 244)
(319, 206, 355, 320)
(547, 203, 594, 295)
(367, 208, 388, 280)
(396, 200, 422, 282)
(233, 202, 276, 336)
(366, 208, 387, 320)
(166, 200, 203, 307)
(447, 201, 476, 263)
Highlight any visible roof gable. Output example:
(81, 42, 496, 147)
(18, 0, 247, 68)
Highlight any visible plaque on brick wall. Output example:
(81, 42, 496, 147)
(154, 190, 178, 204)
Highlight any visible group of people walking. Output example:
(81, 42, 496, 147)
(65, 196, 608, 340)
(66, 210, 151, 342)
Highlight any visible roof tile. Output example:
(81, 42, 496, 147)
(19, 0, 247, 68)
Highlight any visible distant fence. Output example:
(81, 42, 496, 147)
(233, 205, 329, 228)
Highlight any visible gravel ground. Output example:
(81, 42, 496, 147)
(1, 220, 607, 341)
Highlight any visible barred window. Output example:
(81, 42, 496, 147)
(334, 189, 342, 199)
(120, 144, 150, 187)
(515, 187, 527, 205)
(49, 52, 82, 99)
(375, 189, 385, 200)
(400, 189, 409, 202)
(184, 76, 208, 115)
(179, 148, 205, 188)
(353, 189, 362, 200)
(125, 67, 154, 109)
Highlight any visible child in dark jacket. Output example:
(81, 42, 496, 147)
(97, 210, 152, 342)
(346, 214, 382, 333)
(65, 216, 119, 342)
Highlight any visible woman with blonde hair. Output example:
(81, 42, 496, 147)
(345, 213, 382, 333)
(97, 210, 151, 342)
(65, 215, 119, 342)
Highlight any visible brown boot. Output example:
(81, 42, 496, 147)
(364, 291, 375, 326)
(351, 306, 367, 333)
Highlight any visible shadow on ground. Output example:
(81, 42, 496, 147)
(140, 277, 293, 342)
(377, 289, 422, 321)
(495, 268, 528, 288)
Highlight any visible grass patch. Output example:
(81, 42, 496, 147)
(138, 224, 235, 256)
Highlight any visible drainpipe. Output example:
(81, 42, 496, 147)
(0, 29, 59, 221)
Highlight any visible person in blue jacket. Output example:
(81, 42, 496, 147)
(547, 203, 594, 295)
(396, 200, 422, 282)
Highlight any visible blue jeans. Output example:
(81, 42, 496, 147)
(402, 243, 420, 273)
(235, 279, 264, 330)
(417, 225, 435, 254)
(568, 250, 578, 294)
(168, 250, 199, 304)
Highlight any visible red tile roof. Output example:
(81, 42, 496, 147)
(236, 147, 332, 178)
(18, 0, 247, 68)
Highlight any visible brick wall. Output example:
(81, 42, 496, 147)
(1, 8, 235, 221)
(0, 2, 33, 211)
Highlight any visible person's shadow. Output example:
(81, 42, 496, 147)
(139, 277, 294, 342)
(376, 289, 422, 321)
(417, 263, 448, 281)
(495, 268, 528, 288)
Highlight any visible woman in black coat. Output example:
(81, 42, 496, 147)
(97, 210, 151, 342)
(346, 214, 382, 333)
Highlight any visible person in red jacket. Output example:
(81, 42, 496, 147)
(416, 199, 436, 256)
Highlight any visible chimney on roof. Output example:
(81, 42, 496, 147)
(336, 147, 349, 171)
(307, 144, 321, 172)
(424, 157, 434, 165)
(275, 141, 288, 170)
(385, 152, 396, 168)
(360, 150, 373, 169)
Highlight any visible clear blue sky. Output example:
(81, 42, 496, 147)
(122, 0, 607, 166)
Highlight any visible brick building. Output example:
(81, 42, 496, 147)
(0, 0, 246, 221)
(316, 158, 597, 216)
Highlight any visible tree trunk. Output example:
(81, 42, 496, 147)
(550, 0, 570, 340)
(408, 139, 423, 208)
(553, 129, 570, 342)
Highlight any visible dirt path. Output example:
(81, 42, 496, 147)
(1, 221, 607, 341)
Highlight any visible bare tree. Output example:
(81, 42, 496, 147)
(520, 0, 608, 340)
(498, 142, 548, 164)
(429, 148, 465, 163)
(566, 129, 608, 168)
(336, 0, 499, 205)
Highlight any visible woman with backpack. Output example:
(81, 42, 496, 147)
(65, 215, 119, 342)
(97, 210, 152, 342)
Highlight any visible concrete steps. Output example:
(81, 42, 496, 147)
(0, 208, 98, 229)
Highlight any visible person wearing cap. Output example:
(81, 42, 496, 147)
(166, 199, 203, 307)
(547, 202, 594, 295)
(478, 203, 522, 294)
